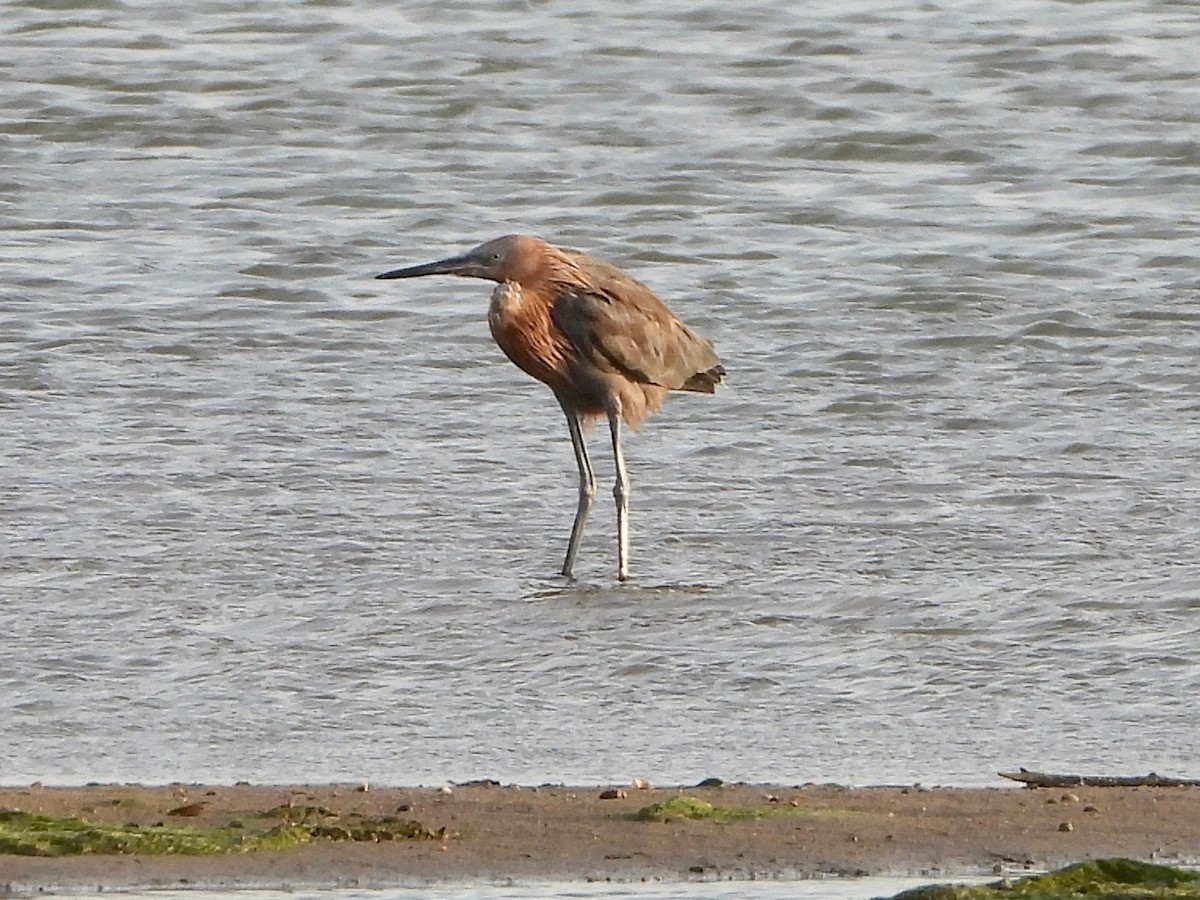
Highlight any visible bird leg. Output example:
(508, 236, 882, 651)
(608, 410, 630, 581)
(559, 401, 595, 579)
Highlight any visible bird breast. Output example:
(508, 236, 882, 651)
(488, 281, 523, 322)
(487, 281, 572, 391)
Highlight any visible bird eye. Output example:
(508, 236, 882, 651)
(490, 252, 502, 261)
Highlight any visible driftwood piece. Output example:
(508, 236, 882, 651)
(999, 768, 1200, 788)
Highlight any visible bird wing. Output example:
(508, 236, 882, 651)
(549, 255, 721, 392)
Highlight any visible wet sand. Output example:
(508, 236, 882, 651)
(2, 781, 1198, 893)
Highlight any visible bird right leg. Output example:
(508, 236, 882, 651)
(559, 401, 595, 579)
(608, 409, 630, 582)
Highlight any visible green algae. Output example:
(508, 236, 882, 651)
(307, 817, 446, 842)
(0, 807, 448, 857)
(256, 804, 338, 825)
(0, 809, 309, 856)
(887, 858, 1200, 900)
(632, 795, 842, 823)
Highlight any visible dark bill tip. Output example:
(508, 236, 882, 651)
(375, 254, 471, 280)
(375, 264, 432, 280)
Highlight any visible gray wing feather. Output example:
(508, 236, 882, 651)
(550, 279, 720, 391)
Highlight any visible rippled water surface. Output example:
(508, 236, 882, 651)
(3, 0, 1198, 788)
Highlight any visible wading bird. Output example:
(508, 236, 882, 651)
(376, 234, 724, 581)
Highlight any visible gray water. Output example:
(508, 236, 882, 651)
(2, 0, 1198, 790)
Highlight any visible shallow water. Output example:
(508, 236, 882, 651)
(2, 0, 1198, 789)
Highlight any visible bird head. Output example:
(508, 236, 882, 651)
(376, 234, 545, 284)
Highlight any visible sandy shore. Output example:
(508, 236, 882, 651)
(2, 781, 1199, 893)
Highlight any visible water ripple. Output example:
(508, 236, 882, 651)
(2, 0, 1198, 788)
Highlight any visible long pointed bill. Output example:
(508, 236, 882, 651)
(375, 253, 476, 280)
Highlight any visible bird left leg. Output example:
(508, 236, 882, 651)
(560, 400, 595, 579)
(608, 410, 630, 581)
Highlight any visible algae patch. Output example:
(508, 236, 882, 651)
(0, 807, 450, 857)
(632, 795, 841, 824)
(888, 858, 1200, 900)
(0, 809, 309, 856)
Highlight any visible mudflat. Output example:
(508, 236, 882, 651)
(1, 781, 1198, 893)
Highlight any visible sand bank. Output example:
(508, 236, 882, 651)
(1, 781, 1198, 894)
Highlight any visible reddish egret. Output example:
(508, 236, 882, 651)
(376, 234, 724, 581)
